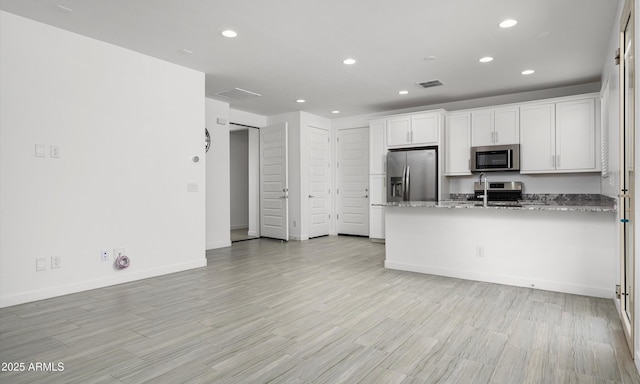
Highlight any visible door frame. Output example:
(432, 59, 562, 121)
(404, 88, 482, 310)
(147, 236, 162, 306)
(307, 125, 331, 239)
(335, 126, 370, 236)
(259, 122, 289, 241)
(619, 0, 636, 357)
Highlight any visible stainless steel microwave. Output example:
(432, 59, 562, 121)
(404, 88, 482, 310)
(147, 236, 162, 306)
(470, 144, 520, 172)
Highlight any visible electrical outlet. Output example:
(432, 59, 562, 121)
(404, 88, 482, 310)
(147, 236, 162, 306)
(113, 248, 125, 260)
(36, 258, 47, 271)
(100, 250, 109, 262)
(187, 183, 198, 192)
(51, 256, 61, 269)
(475, 245, 484, 257)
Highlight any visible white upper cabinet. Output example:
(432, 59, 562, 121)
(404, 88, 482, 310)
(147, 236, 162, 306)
(520, 97, 598, 174)
(494, 107, 520, 144)
(445, 113, 471, 175)
(369, 119, 387, 175)
(471, 110, 493, 146)
(520, 103, 556, 173)
(386, 116, 412, 147)
(555, 98, 597, 171)
(386, 112, 441, 147)
(411, 113, 439, 145)
(471, 107, 519, 146)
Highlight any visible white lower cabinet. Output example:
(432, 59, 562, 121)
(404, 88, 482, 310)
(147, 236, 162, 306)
(369, 174, 385, 239)
(370, 206, 385, 239)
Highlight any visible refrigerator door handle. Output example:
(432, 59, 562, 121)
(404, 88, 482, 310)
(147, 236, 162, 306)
(404, 166, 410, 201)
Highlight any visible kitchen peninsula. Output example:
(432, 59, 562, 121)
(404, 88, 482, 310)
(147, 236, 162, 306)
(383, 197, 617, 298)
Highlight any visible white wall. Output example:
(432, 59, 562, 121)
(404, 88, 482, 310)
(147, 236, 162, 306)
(230, 109, 267, 128)
(248, 129, 260, 237)
(0, 12, 206, 307)
(230, 130, 249, 229)
(205, 98, 231, 249)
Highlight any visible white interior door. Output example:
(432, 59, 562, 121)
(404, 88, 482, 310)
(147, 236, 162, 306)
(336, 127, 369, 236)
(308, 126, 330, 238)
(260, 123, 289, 241)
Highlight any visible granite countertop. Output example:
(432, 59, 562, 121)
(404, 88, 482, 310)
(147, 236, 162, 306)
(377, 194, 616, 213)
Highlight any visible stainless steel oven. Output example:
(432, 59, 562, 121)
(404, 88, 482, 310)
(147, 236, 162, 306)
(470, 144, 520, 172)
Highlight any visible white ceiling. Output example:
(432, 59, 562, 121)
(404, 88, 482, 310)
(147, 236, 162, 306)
(0, 0, 620, 118)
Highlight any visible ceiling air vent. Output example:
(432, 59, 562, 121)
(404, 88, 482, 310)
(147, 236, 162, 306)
(417, 80, 444, 88)
(214, 87, 262, 100)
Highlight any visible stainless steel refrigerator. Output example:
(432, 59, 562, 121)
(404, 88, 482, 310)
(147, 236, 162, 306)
(387, 148, 438, 202)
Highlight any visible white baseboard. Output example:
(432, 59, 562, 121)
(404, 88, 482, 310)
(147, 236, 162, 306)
(0, 259, 207, 308)
(206, 240, 232, 250)
(230, 225, 249, 230)
(384, 260, 612, 299)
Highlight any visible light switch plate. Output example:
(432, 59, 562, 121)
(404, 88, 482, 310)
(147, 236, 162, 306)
(100, 250, 109, 262)
(36, 258, 47, 271)
(51, 256, 61, 269)
(187, 183, 198, 192)
(35, 144, 46, 158)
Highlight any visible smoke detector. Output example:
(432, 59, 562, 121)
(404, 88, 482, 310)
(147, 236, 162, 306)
(416, 80, 444, 88)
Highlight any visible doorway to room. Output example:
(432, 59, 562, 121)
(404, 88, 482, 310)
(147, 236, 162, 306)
(230, 124, 259, 242)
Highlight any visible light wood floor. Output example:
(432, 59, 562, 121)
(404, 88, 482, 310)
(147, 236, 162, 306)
(231, 228, 258, 242)
(1, 236, 639, 383)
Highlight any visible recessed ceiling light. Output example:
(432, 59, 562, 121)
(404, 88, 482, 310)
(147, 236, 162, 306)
(398, 90, 409, 95)
(332, 110, 341, 114)
(221, 30, 238, 38)
(499, 19, 518, 28)
(424, 56, 437, 61)
(342, 58, 356, 65)
(479, 56, 494, 63)
(296, 99, 306, 103)
(521, 69, 535, 75)
(181, 48, 194, 55)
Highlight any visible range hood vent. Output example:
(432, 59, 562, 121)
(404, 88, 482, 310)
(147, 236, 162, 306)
(417, 80, 444, 88)
(214, 87, 262, 100)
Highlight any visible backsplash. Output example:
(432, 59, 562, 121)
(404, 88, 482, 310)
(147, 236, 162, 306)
(449, 193, 616, 208)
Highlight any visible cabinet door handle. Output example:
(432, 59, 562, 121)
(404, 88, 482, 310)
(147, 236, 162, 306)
(495, 131, 498, 144)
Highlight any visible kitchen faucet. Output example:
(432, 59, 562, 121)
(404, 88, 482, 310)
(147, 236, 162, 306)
(478, 172, 488, 207)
